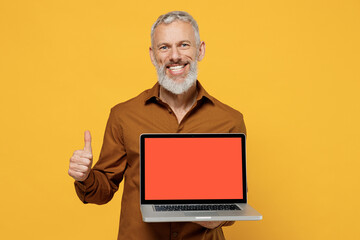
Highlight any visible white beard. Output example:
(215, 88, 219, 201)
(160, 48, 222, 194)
(156, 61, 198, 95)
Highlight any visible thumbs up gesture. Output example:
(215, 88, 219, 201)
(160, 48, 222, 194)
(68, 131, 93, 182)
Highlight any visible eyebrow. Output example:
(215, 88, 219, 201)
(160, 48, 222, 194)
(156, 40, 192, 48)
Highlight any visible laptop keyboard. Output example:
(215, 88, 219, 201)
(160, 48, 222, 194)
(154, 204, 241, 212)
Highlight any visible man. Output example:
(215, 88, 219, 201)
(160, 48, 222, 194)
(68, 11, 246, 240)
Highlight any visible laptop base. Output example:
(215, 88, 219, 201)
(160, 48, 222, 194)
(141, 203, 262, 222)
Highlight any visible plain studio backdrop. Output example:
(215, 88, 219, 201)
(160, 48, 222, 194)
(0, 0, 359, 239)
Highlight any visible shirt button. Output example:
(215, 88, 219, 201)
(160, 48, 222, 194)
(172, 232, 178, 238)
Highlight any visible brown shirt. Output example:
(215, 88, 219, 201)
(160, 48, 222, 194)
(74, 81, 247, 240)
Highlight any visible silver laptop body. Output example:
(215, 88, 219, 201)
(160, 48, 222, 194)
(139, 133, 262, 222)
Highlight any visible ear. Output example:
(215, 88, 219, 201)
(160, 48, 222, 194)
(197, 41, 206, 62)
(149, 47, 157, 66)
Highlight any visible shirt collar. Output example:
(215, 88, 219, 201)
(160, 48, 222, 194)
(144, 81, 214, 105)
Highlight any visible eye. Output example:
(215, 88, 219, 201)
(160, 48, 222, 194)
(181, 43, 190, 48)
(159, 46, 168, 50)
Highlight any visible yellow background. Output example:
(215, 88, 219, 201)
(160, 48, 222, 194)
(0, 0, 359, 239)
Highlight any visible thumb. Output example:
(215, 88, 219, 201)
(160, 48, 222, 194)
(83, 130, 92, 153)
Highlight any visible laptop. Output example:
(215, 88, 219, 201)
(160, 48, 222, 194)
(139, 133, 262, 222)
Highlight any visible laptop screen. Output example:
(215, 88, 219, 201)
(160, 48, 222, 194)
(141, 134, 246, 203)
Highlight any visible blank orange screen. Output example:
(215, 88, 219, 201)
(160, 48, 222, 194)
(144, 137, 243, 200)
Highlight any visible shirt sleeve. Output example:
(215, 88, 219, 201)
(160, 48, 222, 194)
(230, 112, 247, 135)
(74, 107, 128, 204)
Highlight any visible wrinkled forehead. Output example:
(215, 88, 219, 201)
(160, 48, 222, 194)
(152, 21, 196, 46)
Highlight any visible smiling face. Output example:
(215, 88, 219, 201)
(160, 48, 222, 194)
(150, 20, 205, 94)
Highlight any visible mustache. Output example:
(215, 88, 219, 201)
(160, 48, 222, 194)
(156, 61, 191, 72)
(164, 61, 189, 67)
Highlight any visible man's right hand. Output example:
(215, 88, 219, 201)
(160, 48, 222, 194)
(68, 130, 93, 182)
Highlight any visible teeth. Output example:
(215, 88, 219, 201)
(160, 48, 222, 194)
(169, 65, 185, 70)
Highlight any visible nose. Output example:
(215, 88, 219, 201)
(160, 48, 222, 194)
(169, 46, 181, 62)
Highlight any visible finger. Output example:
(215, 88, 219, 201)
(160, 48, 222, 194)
(70, 155, 92, 166)
(73, 150, 92, 160)
(68, 169, 86, 181)
(69, 162, 90, 172)
(83, 130, 92, 153)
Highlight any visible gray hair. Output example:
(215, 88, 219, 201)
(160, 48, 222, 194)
(151, 11, 201, 48)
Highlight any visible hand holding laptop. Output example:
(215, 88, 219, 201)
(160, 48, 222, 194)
(68, 130, 93, 182)
(194, 221, 223, 229)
